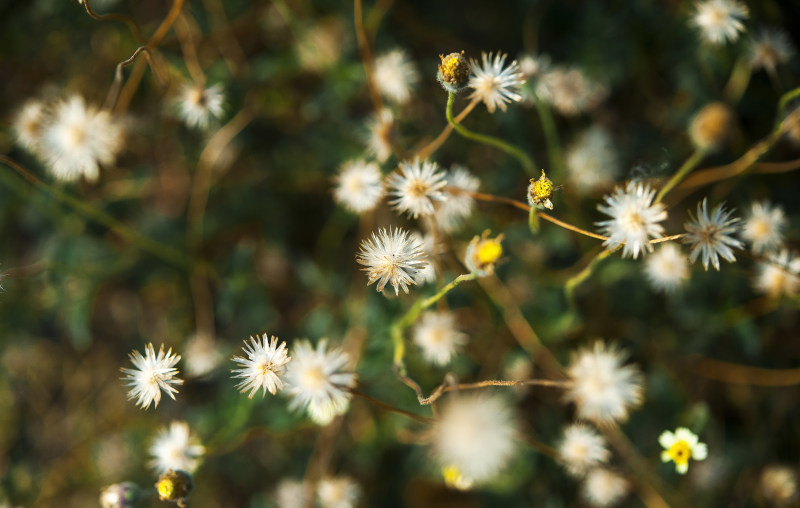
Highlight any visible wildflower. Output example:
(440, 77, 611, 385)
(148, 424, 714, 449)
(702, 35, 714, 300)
(155, 470, 193, 507)
(465, 230, 504, 276)
(759, 466, 798, 505)
(410, 231, 438, 284)
(442, 465, 474, 490)
(596, 182, 667, 259)
(754, 250, 800, 298)
(365, 109, 395, 162)
(559, 424, 611, 477)
(437, 51, 470, 93)
(684, 199, 744, 271)
(39, 95, 123, 183)
(582, 468, 630, 507)
(432, 394, 518, 484)
(528, 169, 556, 210)
(121, 343, 183, 409)
(413, 311, 468, 366)
(436, 165, 479, 233)
(356, 227, 428, 295)
(536, 66, 608, 116)
(12, 99, 46, 153)
(659, 427, 708, 474)
(231, 334, 291, 398)
(183, 334, 222, 377)
(689, 102, 733, 151)
(177, 83, 224, 129)
(565, 126, 620, 194)
(742, 200, 786, 254)
(284, 339, 357, 425)
(333, 160, 384, 214)
(149, 421, 205, 475)
(275, 479, 309, 508)
(691, 0, 749, 45)
(565, 341, 644, 424)
(645, 243, 690, 293)
(317, 476, 361, 508)
(749, 28, 795, 73)
(468, 52, 526, 113)
(99, 482, 140, 508)
(386, 159, 447, 218)
(374, 49, 419, 104)
(518, 53, 551, 80)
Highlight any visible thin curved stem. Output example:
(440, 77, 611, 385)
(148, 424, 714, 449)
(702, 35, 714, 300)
(414, 97, 480, 160)
(350, 390, 433, 423)
(655, 148, 706, 203)
(354, 0, 383, 113)
(415, 378, 570, 406)
(533, 98, 563, 174)
(83, 0, 144, 42)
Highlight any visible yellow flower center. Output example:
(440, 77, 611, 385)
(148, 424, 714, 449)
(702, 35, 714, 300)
(302, 366, 328, 390)
(157, 478, 175, 499)
(667, 440, 692, 466)
(438, 51, 470, 86)
(477, 241, 503, 266)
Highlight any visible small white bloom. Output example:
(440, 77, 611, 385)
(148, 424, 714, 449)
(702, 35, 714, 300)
(692, 0, 749, 45)
(468, 52, 526, 113)
(759, 466, 798, 505)
(432, 394, 518, 484)
(386, 159, 448, 218)
(565, 126, 620, 194)
(365, 109, 394, 162)
(39, 95, 124, 183)
(742, 200, 786, 254)
(413, 311, 468, 366)
(559, 424, 611, 477)
(596, 182, 667, 259)
(231, 334, 291, 398)
(275, 479, 309, 508)
(565, 341, 644, 424)
(374, 49, 419, 104)
(536, 66, 608, 116)
(684, 198, 744, 271)
(749, 28, 795, 73)
(177, 83, 225, 129)
(410, 231, 438, 284)
(284, 340, 357, 425)
(99, 482, 139, 508)
(13, 99, 46, 153)
(149, 421, 205, 474)
(518, 53, 551, 79)
(659, 427, 708, 474)
(183, 334, 223, 377)
(121, 343, 183, 409)
(754, 250, 800, 298)
(317, 476, 361, 508)
(333, 160, 384, 214)
(645, 243, 690, 293)
(435, 165, 479, 233)
(356, 227, 429, 295)
(582, 468, 630, 507)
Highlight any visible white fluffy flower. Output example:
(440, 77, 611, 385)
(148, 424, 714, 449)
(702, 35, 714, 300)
(231, 334, 291, 398)
(356, 227, 429, 295)
(754, 250, 800, 298)
(749, 28, 795, 73)
(366, 109, 394, 162)
(39, 95, 124, 183)
(559, 424, 611, 477)
(148, 421, 205, 474)
(432, 394, 518, 484)
(177, 83, 225, 129)
(536, 66, 608, 116)
(333, 160, 384, 214)
(13, 99, 46, 152)
(374, 49, 418, 104)
(596, 182, 667, 259)
(582, 468, 630, 507)
(284, 340, 357, 425)
(691, 0, 749, 45)
(566, 126, 620, 194)
(317, 476, 361, 508)
(413, 311, 468, 366)
(565, 341, 644, 424)
(275, 479, 309, 508)
(386, 159, 448, 218)
(684, 198, 744, 271)
(645, 243, 690, 293)
(184, 334, 223, 377)
(435, 165, 479, 233)
(742, 201, 786, 254)
(121, 343, 183, 409)
(468, 52, 526, 113)
(659, 427, 708, 474)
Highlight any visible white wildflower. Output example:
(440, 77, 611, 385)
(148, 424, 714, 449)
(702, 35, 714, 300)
(121, 343, 183, 409)
(645, 243, 690, 293)
(468, 52, 526, 113)
(435, 165, 479, 233)
(284, 340, 357, 425)
(659, 427, 708, 474)
(754, 250, 800, 298)
(275, 479, 309, 508)
(692, 0, 749, 45)
(566, 126, 620, 194)
(536, 66, 608, 116)
(374, 49, 418, 104)
(596, 182, 667, 259)
(684, 198, 744, 271)
(333, 160, 384, 214)
(749, 28, 795, 73)
(183, 334, 223, 377)
(317, 476, 361, 508)
(410, 231, 438, 284)
(386, 159, 448, 218)
(366, 109, 394, 162)
(559, 424, 611, 477)
(178, 83, 225, 129)
(742, 200, 786, 254)
(759, 466, 798, 505)
(148, 421, 205, 474)
(231, 334, 291, 398)
(99, 482, 139, 508)
(13, 99, 46, 153)
(583, 468, 630, 507)
(356, 227, 428, 295)
(413, 311, 468, 366)
(565, 341, 644, 424)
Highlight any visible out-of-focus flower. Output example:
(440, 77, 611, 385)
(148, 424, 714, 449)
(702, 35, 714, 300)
(356, 227, 428, 295)
(659, 427, 708, 474)
(582, 468, 630, 507)
(754, 250, 800, 298)
(437, 51, 470, 93)
(12, 99, 46, 153)
(536, 66, 608, 116)
(742, 200, 786, 254)
(689, 102, 733, 151)
(275, 479, 309, 508)
(284, 340, 357, 425)
(365, 109, 395, 162)
(691, 0, 749, 45)
(565, 126, 620, 194)
(155, 470, 193, 507)
(177, 83, 225, 129)
(317, 476, 361, 508)
(436, 165, 479, 233)
(565, 341, 644, 424)
(596, 182, 667, 259)
(468, 52, 526, 113)
(518, 53, 551, 80)
(333, 159, 385, 214)
(684, 199, 743, 271)
(413, 311, 468, 366)
(559, 424, 611, 477)
(374, 49, 418, 104)
(149, 421, 205, 475)
(645, 243, 690, 293)
(183, 334, 223, 378)
(442, 465, 474, 490)
(749, 28, 795, 73)
(759, 465, 798, 506)
(231, 334, 291, 398)
(465, 230, 504, 276)
(99, 482, 140, 508)
(121, 343, 183, 409)
(386, 159, 448, 218)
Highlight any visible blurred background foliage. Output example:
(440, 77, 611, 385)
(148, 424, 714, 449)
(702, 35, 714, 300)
(1, 0, 800, 506)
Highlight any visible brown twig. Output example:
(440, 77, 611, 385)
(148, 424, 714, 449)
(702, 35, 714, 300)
(82, 0, 144, 42)
(414, 98, 480, 160)
(354, 0, 384, 113)
(175, 13, 206, 85)
(688, 355, 800, 386)
(351, 390, 434, 423)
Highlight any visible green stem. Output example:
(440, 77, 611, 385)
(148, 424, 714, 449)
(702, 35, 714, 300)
(565, 248, 614, 308)
(533, 98, 563, 175)
(445, 92, 537, 177)
(528, 205, 539, 233)
(775, 85, 800, 130)
(655, 148, 706, 203)
(722, 56, 752, 105)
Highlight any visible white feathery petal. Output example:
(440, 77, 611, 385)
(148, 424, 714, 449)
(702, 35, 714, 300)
(412, 311, 468, 366)
(692, 0, 749, 45)
(13, 99, 46, 153)
(177, 83, 225, 129)
(582, 468, 630, 507)
(645, 243, 690, 293)
(120, 343, 183, 409)
(468, 51, 526, 113)
(749, 28, 795, 72)
(742, 200, 786, 254)
(148, 421, 205, 474)
(333, 160, 385, 214)
(356, 227, 429, 295)
(596, 182, 667, 259)
(374, 49, 419, 104)
(386, 159, 448, 218)
(559, 424, 611, 477)
(231, 334, 291, 398)
(684, 198, 744, 271)
(754, 250, 800, 298)
(435, 165, 480, 233)
(365, 109, 394, 162)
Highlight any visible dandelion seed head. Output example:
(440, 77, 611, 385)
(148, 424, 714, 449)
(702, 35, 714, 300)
(468, 52, 526, 113)
(178, 83, 225, 129)
(121, 343, 183, 409)
(742, 200, 786, 254)
(149, 421, 205, 475)
(645, 243, 690, 293)
(333, 160, 385, 214)
(684, 198, 744, 271)
(356, 227, 428, 295)
(386, 159, 447, 218)
(231, 334, 291, 398)
(583, 468, 630, 507)
(596, 182, 667, 259)
(13, 99, 47, 153)
(559, 424, 611, 477)
(413, 311, 468, 366)
(374, 49, 419, 104)
(692, 0, 749, 45)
